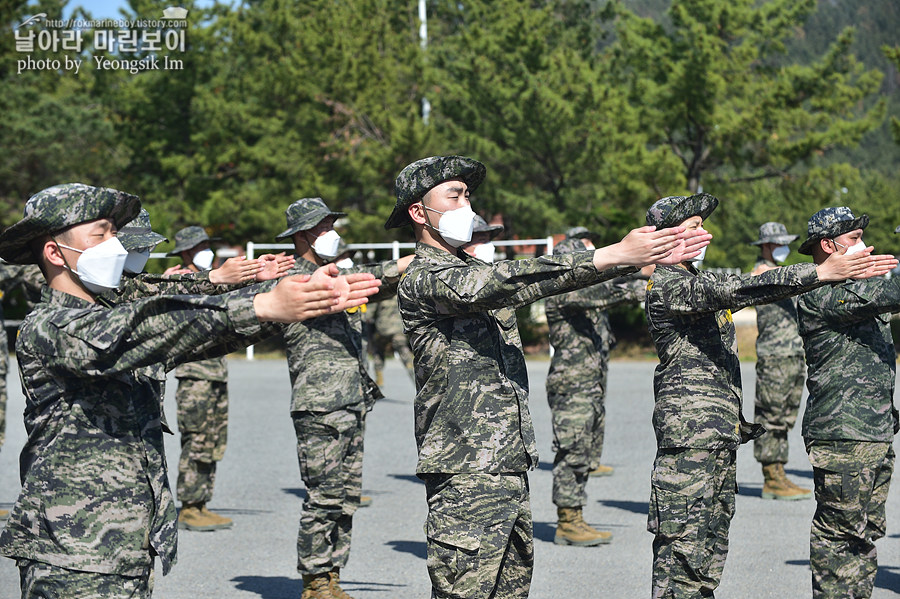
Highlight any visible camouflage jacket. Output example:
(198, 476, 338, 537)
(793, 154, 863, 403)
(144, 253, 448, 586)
(545, 275, 646, 396)
(275, 259, 401, 413)
(0, 285, 276, 576)
(399, 242, 636, 474)
(371, 296, 404, 337)
(798, 278, 900, 442)
(753, 260, 804, 357)
(645, 263, 822, 450)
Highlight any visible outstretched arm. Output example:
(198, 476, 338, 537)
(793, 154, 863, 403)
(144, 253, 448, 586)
(592, 226, 711, 271)
(253, 263, 381, 323)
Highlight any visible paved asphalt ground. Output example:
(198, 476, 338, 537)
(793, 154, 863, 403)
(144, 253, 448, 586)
(1, 356, 898, 598)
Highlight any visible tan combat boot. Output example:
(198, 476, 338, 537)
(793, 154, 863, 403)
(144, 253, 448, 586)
(178, 503, 234, 531)
(358, 496, 372, 508)
(589, 464, 615, 477)
(301, 573, 336, 599)
(375, 370, 384, 387)
(761, 463, 812, 500)
(0, 509, 9, 520)
(328, 570, 355, 599)
(554, 507, 612, 546)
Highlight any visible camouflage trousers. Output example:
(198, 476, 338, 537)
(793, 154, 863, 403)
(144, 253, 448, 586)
(175, 378, 228, 505)
(18, 559, 153, 599)
(806, 440, 895, 599)
(422, 472, 533, 599)
(753, 355, 805, 465)
(293, 407, 366, 576)
(0, 325, 8, 448)
(548, 391, 605, 507)
(648, 448, 737, 599)
(371, 331, 414, 372)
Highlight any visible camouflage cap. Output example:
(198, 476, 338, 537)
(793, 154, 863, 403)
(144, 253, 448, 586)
(117, 208, 168, 251)
(645, 193, 719, 229)
(565, 226, 593, 240)
(473, 214, 503, 239)
(384, 156, 486, 229)
(553, 236, 589, 255)
(750, 222, 798, 246)
(276, 197, 345, 240)
(168, 225, 220, 256)
(798, 207, 869, 255)
(0, 183, 141, 265)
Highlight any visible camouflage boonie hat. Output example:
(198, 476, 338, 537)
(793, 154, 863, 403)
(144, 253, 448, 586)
(168, 225, 219, 256)
(798, 207, 869, 255)
(750, 222, 798, 246)
(276, 197, 345, 240)
(385, 156, 486, 229)
(645, 193, 719, 229)
(0, 183, 141, 265)
(473, 215, 503, 239)
(565, 226, 593, 240)
(894, 225, 899, 234)
(117, 208, 168, 251)
(553, 236, 589, 256)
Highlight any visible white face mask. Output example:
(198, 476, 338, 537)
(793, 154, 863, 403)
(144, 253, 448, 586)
(690, 244, 707, 263)
(472, 242, 496, 263)
(192, 248, 215, 271)
(845, 240, 867, 255)
(312, 230, 342, 259)
(124, 248, 152, 274)
(57, 236, 128, 294)
(771, 245, 790, 264)
(335, 257, 354, 269)
(423, 204, 476, 248)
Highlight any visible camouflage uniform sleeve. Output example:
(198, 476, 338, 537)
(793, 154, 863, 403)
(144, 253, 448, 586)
(345, 260, 402, 301)
(36, 289, 273, 378)
(413, 249, 636, 315)
(802, 278, 900, 324)
(547, 275, 647, 312)
(653, 263, 820, 315)
(115, 270, 244, 302)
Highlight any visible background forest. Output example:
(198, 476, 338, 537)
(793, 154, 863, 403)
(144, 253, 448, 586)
(2, 0, 899, 274)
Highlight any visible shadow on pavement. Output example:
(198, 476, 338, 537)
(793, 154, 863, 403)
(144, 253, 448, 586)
(536, 461, 553, 472)
(785, 468, 813, 480)
(386, 539, 426, 559)
(597, 499, 648, 515)
(388, 473, 423, 485)
(233, 575, 298, 599)
(533, 520, 556, 543)
(282, 487, 307, 500)
(233, 575, 410, 598)
(736, 484, 762, 498)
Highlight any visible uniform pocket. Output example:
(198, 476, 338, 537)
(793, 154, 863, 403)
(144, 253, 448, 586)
(425, 511, 483, 581)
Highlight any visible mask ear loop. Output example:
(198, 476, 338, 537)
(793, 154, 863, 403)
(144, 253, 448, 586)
(51, 237, 101, 297)
(418, 201, 442, 235)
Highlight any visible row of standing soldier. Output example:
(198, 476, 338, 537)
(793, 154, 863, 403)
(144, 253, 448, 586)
(0, 155, 898, 599)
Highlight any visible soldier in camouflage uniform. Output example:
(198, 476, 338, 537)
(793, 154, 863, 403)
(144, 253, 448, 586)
(168, 226, 234, 531)
(749, 222, 813, 500)
(386, 155, 711, 599)
(460, 214, 504, 263)
(0, 262, 42, 522)
(545, 229, 650, 546)
(642, 195, 893, 599)
(367, 298, 413, 387)
(797, 207, 900, 599)
(0, 182, 381, 597)
(271, 197, 413, 599)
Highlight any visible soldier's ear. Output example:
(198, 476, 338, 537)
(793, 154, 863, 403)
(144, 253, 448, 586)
(820, 238, 836, 255)
(408, 202, 428, 226)
(43, 239, 68, 268)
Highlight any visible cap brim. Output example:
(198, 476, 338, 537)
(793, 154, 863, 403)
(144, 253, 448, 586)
(0, 190, 140, 265)
(798, 215, 869, 255)
(119, 230, 167, 251)
(385, 158, 486, 229)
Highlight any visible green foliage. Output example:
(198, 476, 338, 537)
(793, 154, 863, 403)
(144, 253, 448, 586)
(2, 0, 897, 267)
